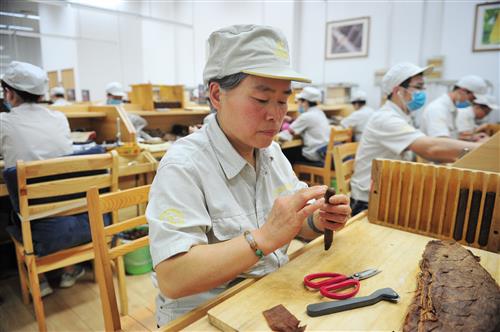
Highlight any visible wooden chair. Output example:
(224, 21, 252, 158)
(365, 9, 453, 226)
(293, 127, 352, 186)
(332, 142, 359, 195)
(87, 185, 155, 332)
(7, 151, 128, 332)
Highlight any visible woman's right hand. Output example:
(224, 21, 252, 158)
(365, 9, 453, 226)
(254, 186, 327, 254)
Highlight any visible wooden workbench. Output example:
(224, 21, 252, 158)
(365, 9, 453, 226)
(180, 216, 498, 331)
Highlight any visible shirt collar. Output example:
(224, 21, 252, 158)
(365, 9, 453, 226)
(443, 94, 457, 113)
(206, 115, 274, 180)
(385, 100, 413, 122)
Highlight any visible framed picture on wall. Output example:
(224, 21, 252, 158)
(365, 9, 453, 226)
(325, 16, 370, 59)
(473, 1, 500, 52)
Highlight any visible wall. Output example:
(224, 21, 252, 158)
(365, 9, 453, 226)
(297, 0, 499, 121)
(32, 0, 499, 122)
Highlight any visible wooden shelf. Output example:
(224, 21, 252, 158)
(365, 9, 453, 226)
(64, 112, 107, 119)
(129, 109, 209, 116)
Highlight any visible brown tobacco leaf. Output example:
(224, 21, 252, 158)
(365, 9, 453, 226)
(263, 304, 306, 332)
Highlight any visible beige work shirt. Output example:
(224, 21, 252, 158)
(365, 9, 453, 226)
(421, 93, 459, 138)
(0, 103, 73, 168)
(146, 115, 307, 325)
(350, 101, 425, 202)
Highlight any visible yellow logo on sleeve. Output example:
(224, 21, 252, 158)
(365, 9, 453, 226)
(159, 208, 185, 225)
(273, 183, 294, 197)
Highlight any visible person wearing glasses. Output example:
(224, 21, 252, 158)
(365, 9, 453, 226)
(420, 75, 487, 139)
(456, 94, 498, 142)
(349, 63, 480, 216)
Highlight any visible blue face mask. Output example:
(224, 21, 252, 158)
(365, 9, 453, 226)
(406, 91, 426, 112)
(298, 105, 305, 114)
(107, 98, 122, 105)
(455, 100, 471, 108)
(3, 101, 12, 111)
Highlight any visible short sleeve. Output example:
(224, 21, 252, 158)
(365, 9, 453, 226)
(289, 114, 310, 135)
(146, 161, 212, 267)
(373, 114, 425, 155)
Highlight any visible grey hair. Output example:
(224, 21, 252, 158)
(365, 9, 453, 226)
(207, 72, 248, 112)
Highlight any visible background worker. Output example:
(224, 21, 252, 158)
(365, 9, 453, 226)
(1, 61, 86, 297)
(340, 90, 375, 141)
(456, 94, 498, 141)
(350, 63, 480, 215)
(281, 86, 330, 163)
(147, 25, 351, 326)
(50, 86, 70, 106)
(420, 75, 487, 138)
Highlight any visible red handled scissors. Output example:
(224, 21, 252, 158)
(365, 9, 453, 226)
(303, 268, 381, 300)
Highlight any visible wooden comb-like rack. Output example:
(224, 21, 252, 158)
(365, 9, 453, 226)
(368, 159, 499, 253)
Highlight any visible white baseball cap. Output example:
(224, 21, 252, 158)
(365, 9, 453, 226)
(296, 86, 322, 103)
(473, 94, 498, 110)
(203, 25, 310, 86)
(106, 82, 126, 97)
(1, 61, 48, 95)
(351, 90, 367, 102)
(50, 86, 65, 96)
(381, 62, 433, 95)
(456, 75, 487, 95)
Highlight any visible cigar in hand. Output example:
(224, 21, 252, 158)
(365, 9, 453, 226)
(324, 187, 336, 251)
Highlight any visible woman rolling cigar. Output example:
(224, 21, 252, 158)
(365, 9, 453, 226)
(146, 25, 351, 326)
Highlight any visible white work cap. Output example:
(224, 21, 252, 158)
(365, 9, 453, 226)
(456, 75, 487, 95)
(106, 82, 126, 97)
(473, 94, 498, 111)
(1, 61, 48, 95)
(203, 24, 310, 86)
(381, 62, 433, 95)
(351, 90, 367, 102)
(51, 86, 65, 96)
(296, 86, 322, 103)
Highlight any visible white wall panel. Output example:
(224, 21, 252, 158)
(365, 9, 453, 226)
(77, 8, 119, 42)
(142, 20, 175, 84)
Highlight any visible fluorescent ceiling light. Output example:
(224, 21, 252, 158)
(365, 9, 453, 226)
(8, 25, 34, 32)
(0, 11, 40, 20)
(0, 24, 7, 29)
(0, 11, 25, 18)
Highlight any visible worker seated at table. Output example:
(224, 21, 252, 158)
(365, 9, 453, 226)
(350, 63, 481, 216)
(278, 86, 330, 164)
(105, 81, 153, 141)
(50, 86, 71, 106)
(340, 90, 375, 142)
(146, 24, 351, 326)
(456, 94, 498, 142)
(1, 61, 87, 297)
(420, 75, 487, 139)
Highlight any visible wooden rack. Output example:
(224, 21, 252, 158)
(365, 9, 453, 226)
(129, 84, 185, 111)
(368, 159, 500, 253)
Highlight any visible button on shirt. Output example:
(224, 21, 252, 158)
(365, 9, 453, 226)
(146, 116, 307, 324)
(0, 103, 73, 168)
(420, 94, 459, 138)
(340, 105, 375, 141)
(289, 106, 330, 161)
(350, 101, 425, 202)
(456, 107, 475, 133)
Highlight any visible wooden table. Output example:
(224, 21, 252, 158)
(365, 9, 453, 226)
(194, 216, 499, 331)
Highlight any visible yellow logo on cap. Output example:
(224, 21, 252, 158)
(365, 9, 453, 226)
(275, 40, 289, 60)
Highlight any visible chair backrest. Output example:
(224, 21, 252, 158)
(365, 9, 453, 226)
(16, 151, 119, 255)
(87, 185, 150, 332)
(323, 127, 353, 172)
(332, 142, 358, 195)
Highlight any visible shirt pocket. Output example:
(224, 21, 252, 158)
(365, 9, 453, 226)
(211, 213, 254, 241)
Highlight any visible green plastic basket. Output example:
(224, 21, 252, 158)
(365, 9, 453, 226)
(123, 244, 153, 275)
(121, 226, 152, 275)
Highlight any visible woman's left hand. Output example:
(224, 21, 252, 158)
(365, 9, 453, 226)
(318, 194, 351, 231)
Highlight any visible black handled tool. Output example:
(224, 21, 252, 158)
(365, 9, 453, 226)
(324, 187, 336, 250)
(306, 288, 400, 317)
